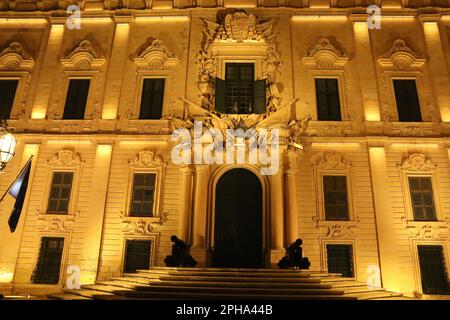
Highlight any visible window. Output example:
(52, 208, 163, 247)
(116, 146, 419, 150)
(408, 177, 437, 221)
(47, 172, 74, 214)
(124, 239, 152, 273)
(316, 78, 341, 121)
(32, 237, 64, 284)
(63, 79, 90, 119)
(418, 245, 450, 295)
(215, 63, 266, 114)
(130, 173, 156, 217)
(393, 79, 422, 122)
(323, 175, 349, 221)
(0, 79, 19, 119)
(139, 78, 165, 119)
(326, 244, 354, 278)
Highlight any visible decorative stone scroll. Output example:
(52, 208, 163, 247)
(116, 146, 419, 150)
(61, 40, 105, 70)
(133, 38, 178, 70)
(128, 150, 165, 168)
(0, 42, 35, 71)
(47, 148, 83, 166)
(398, 153, 436, 171)
(303, 38, 348, 70)
(311, 152, 352, 170)
(378, 39, 425, 71)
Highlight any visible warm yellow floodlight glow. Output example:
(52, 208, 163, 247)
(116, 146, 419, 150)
(390, 143, 440, 149)
(46, 140, 92, 145)
(135, 16, 190, 22)
(0, 18, 47, 26)
(311, 142, 360, 148)
(292, 15, 348, 21)
(118, 140, 168, 146)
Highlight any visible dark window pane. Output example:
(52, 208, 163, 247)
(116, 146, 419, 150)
(47, 172, 74, 214)
(32, 237, 64, 284)
(139, 79, 164, 119)
(327, 244, 354, 277)
(0, 80, 19, 119)
(225, 63, 254, 114)
(124, 240, 152, 273)
(315, 79, 341, 121)
(63, 79, 90, 119)
(408, 177, 436, 221)
(393, 79, 422, 122)
(418, 245, 450, 295)
(130, 173, 156, 217)
(323, 176, 349, 221)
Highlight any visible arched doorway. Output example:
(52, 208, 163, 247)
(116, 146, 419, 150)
(213, 168, 263, 268)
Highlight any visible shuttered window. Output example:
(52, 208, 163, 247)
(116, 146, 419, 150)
(215, 63, 266, 114)
(124, 239, 152, 273)
(0, 80, 19, 119)
(408, 177, 437, 221)
(323, 175, 349, 221)
(63, 79, 90, 119)
(130, 173, 156, 217)
(316, 78, 341, 121)
(139, 78, 164, 119)
(32, 237, 64, 284)
(393, 79, 422, 122)
(47, 172, 74, 214)
(326, 244, 354, 278)
(418, 245, 450, 295)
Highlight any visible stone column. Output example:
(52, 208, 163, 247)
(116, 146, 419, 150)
(82, 144, 113, 284)
(179, 165, 195, 244)
(0, 143, 39, 289)
(368, 146, 402, 293)
(191, 165, 210, 266)
(102, 17, 131, 120)
(31, 21, 65, 119)
(270, 155, 285, 265)
(420, 16, 450, 122)
(351, 18, 381, 121)
(284, 150, 299, 245)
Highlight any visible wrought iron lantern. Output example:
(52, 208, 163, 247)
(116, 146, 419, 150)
(0, 119, 16, 171)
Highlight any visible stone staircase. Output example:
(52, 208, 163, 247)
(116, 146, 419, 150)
(48, 267, 406, 300)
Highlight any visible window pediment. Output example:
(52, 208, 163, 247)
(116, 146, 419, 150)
(303, 38, 348, 70)
(47, 148, 83, 166)
(133, 39, 178, 70)
(311, 152, 352, 170)
(378, 39, 425, 71)
(0, 42, 35, 71)
(61, 40, 105, 70)
(128, 150, 165, 168)
(398, 153, 436, 171)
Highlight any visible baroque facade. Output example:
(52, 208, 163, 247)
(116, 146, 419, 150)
(1, 0, 450, 298)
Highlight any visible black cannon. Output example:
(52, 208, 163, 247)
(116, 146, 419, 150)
(278, 239, 311, 269)
(164, 235, 197, 267)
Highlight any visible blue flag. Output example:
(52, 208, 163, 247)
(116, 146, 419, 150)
(4, 157, 32, 233)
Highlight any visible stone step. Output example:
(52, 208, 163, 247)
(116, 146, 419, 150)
(151, 267, 338, 275)
(64, 289, 115, 299)
(136, 269, 324, 278)
(348, 291, 403, 300)
(46, 293, 92, 300)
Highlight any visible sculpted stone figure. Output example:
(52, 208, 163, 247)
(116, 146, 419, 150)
(278, 239, 311, 269)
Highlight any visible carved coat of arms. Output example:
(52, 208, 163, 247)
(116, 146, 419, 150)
(224, 12, 257, 42)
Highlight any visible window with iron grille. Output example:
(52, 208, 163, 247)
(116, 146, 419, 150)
(130, 173, 156, 217)
(408, 177, 437, 221)
(418, 245, 450, 295)
(393, 79, 422, 122)
(326, 244, 354, 278)
(323, 175, 349, 221)
(47, 172, 74, 214)
(224, 63, 254, 114)
(32, 237, 64, 284)
(315, 78, 341, 121)
(63, 79, 90, 119)
(0, 79, 19, 119)
(123, 239, 152, 273)
(139, 78, 165, 119)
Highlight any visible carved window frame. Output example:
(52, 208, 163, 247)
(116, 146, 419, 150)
(312, 153, 355, 222)
(40, 150, 84, 217)
(320, 239, 357, 279)
(120, 234, 159, 275)
(124, 151, 166, 219)
(410, 239, 450, 296)
(0, 72, 30, 120)
(133, 72, 171, 120)
(308, 70, 349, 121)
(398, 154, 443, 223)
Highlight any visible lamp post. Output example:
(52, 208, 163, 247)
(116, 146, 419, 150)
(0, 119, 16, 172)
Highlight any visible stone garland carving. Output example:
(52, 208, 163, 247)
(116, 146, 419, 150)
(312, 216, 360, 239)
(61, 40, 105, 70)
(35, 209, 80, 232)
(302, 38, 348, 70)
(128, 150, 165, 167)
(133, 38, 178, 70)
(311, 152, 352, 170)
(401, 216, 450, 239)
(47, 148, 83, 166)
(0, 42, 35, 71)
(398, 153, 436, 171)
(197, 10, 280, 112)
(121, 212, 168, 235)
(378, 39, 425, 71)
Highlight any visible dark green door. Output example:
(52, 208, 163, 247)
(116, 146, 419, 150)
(213, 168, 263, 268)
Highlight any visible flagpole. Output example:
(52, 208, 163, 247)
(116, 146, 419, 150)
(0, 155, 33, 202)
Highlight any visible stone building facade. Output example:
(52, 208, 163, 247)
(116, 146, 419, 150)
(1, 0, 450, 298)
